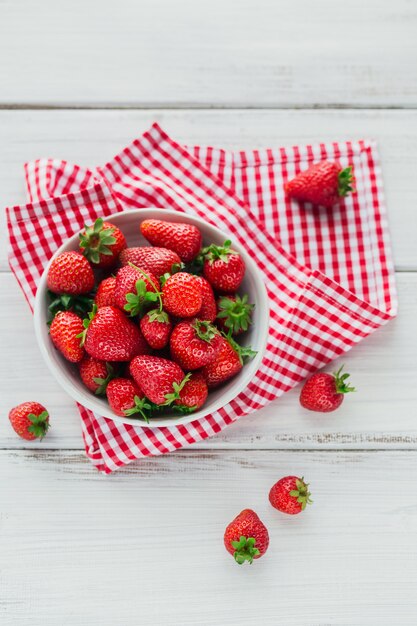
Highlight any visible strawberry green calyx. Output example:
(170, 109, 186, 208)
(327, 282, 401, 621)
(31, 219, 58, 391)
(224, 333, 257, 365)
(231, 536, 260, 565)
(124, 396, 158, 423)
(124, 280, 159, 317)
(77, 305, 97, 346)
(337, 166, 355, 198)
(163, 373, 192, 406)
(27, 411, 50, 440)
(333, 365, 356, 394)
(47, 290, 95, 320)
(147, 308, 170, 324)
(79, 218, 117, 264)
(289, 477, 313, 511)
(201, 240, 234, 265)
(127, 263, 163, 315)
(192, 319, 218, 343)
(92, 363, 115, 396)
(173, 404, 198, 415)
(217, 294, 254, 334)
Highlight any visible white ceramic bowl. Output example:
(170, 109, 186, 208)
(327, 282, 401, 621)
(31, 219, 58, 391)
(34, 209, 269, 427)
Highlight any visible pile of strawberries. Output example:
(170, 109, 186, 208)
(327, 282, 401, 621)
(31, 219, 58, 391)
(45, 217, 256, 420)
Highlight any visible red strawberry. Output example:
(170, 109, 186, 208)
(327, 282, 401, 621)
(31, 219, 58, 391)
(114, 266, 160, 316)
(216, 294, 254, 336)
(300, 366, 355, 412)
(95, 276, 117, 308)
(119, 247, 181, 278)
(140, 219, 202, 263)
(106, 377, 154, 421)
(50, 311, 85, 363)
(174, 373, 208, 413)
(202, 241, 245, 293)
(47, 251, 95, 295)
(79, 355, 115, 395)
(130, 355, 186, 406)
(170, 319, 222, 370)
(224, 509, 269, 565)
(140, 309, 172, 349)
(286, 162, 354, 208)
(162, 272, 202, 318)
(81, 306, 150, 362)
(9, 402, 50, 441)
(195, 276, 217, 322)
(201, 336, 242, 388)
(79, 218, 126, 269)
(269, 476, 312, 515)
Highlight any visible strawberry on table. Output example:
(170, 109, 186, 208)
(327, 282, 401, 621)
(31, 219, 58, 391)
(80, 305, 150, 362)
(140, 219, 202, 263)
(140, 309, 172, 349)
(47, 251, 95, 295)
(269, 476, 313, 515)
(174, 372, 208, 413)
(119, 247, 181, 278)
(95, 276, 117, 308)
(195, 276, 217, 323)
(286, 161, 354, 208)
(300, 365, 355, 413)
(9, 402, 50, 441)
(162, 272, 202, 318)
(106, 378, 154, 421)
(216, 294, 254, 335)
(129, 355, 187, 406)
(114, 265, 160, 316)
(79, 355, 115, 395)
(79, 218, 126, 269)
(224, 509, 269, 565)
(170, 319, 222, 370)
(201, 240, 245, 293)
(49, 310, 85, 363)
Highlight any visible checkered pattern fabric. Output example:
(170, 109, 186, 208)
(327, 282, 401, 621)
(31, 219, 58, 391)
(6, 123, 397, 473)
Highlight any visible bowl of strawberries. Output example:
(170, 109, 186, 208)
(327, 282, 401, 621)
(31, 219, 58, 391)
(34, 209, 269, 426)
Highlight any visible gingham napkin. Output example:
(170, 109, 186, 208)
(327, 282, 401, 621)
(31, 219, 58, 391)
(6, 123, 397, 473)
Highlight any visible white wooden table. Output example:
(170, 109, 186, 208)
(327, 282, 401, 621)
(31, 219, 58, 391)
(1, 2, 417, 624)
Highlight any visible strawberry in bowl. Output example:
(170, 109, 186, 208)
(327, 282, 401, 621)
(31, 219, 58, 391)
(34, 209, 269, 427)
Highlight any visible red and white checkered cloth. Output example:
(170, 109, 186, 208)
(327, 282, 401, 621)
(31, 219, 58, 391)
(6, 123, 397, 473)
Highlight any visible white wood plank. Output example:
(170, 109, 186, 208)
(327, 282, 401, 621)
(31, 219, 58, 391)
(1, 449, 416, 626)
(0, 0, 416, 107)
(0, 272, 415, 450)
(1, 109, 416, 270)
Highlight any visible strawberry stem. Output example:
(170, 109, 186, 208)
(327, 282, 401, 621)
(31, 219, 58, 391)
(128, 263, 163, 313)
(201, 240, 233, 265)
(79, 218, 117, 264)
(333, 365, 356, 394)
(337, 166, 355, 198)
(288, 477, 313, 511)
(27, 411, 50, 441)
(77, 305, 97, 346)
(192, 320, 218, 343)
(231, 536, 260, 565)
(216, 294, 254, 334)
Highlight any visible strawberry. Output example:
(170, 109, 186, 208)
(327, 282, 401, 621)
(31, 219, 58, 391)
(269, 476, 312, 514)
(162, 272, 202, 318)
(216, 294, 254, 335)
(114, 265, 160, 316)
(224, 509, 269, 565)
(201, 335, 257, 388)
(106, 377, 155, 421)
(140, 219, 202, 263)
(140, 309, 172, 349)
(129, 355, 187, 406)
(95, 276, 117, 308)
(195, 276, 217, 323)
(79, 355, 115, 395)
(79, 218, 126, 269)
(174, 372, 208, 413)
(80, 305, 150, 362)
(201, 241, 245, 293)
(300, 365, 355, 412)
(286, 161, 354, 208)
(170, 319, 222, 370)
(49, 310, 85, 363)
(9, 402, 50, 441)
(119, 247, 181, 278)
(47, 251, 95, 295)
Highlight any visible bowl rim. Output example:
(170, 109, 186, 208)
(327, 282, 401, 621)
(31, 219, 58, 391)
(34, 208, 270, 427)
